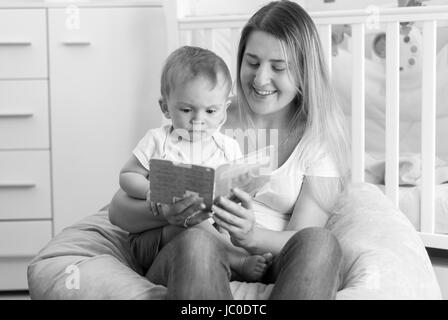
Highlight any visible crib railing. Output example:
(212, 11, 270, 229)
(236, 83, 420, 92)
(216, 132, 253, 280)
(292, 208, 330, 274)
(167, 4, 448, 250)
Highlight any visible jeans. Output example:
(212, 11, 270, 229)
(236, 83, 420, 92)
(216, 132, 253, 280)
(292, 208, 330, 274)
(146, 226, 343, 300)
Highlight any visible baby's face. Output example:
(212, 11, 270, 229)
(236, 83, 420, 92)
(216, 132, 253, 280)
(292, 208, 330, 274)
(166, 75, 230, 142)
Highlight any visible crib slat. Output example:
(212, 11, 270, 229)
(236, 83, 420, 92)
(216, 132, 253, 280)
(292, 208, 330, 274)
(191, 29, 202, 47)
(310, 6, 448, 25)
(181, 30, 193, 46)
(316, 24, 332, 76)
(385, 22, 400, 207)
(351, 24, 365, 183)
(420, 20, 437, 234)
(203, 28, 214, 50)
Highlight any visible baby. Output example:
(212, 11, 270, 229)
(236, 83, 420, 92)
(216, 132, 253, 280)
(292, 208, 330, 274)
(119, 46, 271, 282)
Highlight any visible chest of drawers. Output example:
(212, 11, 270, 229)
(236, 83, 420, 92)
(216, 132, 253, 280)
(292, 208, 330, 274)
(0, 1, 166, 290)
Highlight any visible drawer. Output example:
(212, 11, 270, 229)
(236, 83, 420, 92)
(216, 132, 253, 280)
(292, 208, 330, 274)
(0, 221, 52, 257)
(0, 9, 47, 79)
(0, 151, 52, 220)
(0, 80, 49, 149)
(0, 257, 33, 290)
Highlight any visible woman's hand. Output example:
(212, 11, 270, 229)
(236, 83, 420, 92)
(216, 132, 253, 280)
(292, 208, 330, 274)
(150, 196, 212, 228)
(212, 188, 258, 252)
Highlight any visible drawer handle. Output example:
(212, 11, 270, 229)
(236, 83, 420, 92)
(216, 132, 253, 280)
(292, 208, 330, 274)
(0, 41, 32, 46)
(0, 111, 34, 118)
(61, 40, 91, 46)
(0, 182, 36, 189)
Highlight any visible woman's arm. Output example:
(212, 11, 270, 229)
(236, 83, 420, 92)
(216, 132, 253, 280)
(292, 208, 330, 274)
(212, 177, 335, 256)
(285, 176, 336, 231)
(253, 176, 335, 254)
(109, 189, 214, 233)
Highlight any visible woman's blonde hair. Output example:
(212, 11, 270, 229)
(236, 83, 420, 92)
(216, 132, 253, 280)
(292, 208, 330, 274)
(236, 1, 351, 210)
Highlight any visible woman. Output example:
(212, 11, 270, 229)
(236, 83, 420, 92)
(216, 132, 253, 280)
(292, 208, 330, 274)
(109, 0, 350, 299)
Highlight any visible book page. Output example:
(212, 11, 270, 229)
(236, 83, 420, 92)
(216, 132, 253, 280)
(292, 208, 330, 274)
(149, 159, 215, 209)
(214, 146, 273, 199)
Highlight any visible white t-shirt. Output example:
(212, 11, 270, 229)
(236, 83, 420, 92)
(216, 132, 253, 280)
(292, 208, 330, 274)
(252, 140, 340, 231)
(133, 125, 243, 170)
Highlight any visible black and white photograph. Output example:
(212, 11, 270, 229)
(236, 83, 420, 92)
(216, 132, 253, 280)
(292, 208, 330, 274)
(0, 0, 448, 306)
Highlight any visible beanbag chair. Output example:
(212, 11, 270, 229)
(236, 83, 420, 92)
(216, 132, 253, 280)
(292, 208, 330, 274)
(27, 183, 441, 299)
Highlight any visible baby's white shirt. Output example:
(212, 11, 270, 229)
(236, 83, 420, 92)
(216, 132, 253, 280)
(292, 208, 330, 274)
(133, 125, 243, 170)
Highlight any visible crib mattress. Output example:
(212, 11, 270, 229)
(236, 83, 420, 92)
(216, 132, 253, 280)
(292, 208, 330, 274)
(377, 184, 448, 234)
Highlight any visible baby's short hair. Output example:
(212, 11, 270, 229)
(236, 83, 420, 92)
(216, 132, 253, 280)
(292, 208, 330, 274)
(160, 46, 232, 100)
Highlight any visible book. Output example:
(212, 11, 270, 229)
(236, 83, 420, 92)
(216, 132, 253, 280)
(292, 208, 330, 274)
(149, 147, 273, 210)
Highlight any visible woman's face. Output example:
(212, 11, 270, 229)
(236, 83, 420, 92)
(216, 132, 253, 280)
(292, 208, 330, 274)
(240, 30, 298, 118)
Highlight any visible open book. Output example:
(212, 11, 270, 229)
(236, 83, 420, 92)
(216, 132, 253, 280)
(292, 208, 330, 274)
(149, 147, 273, 210)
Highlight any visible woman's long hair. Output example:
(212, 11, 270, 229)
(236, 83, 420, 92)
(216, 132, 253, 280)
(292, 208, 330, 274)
(236, 1, 351, 211)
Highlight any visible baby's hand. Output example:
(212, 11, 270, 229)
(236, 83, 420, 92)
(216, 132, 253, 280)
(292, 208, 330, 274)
(145, 181, 151, 204)
(147, 184, 168, 217)
(146, 183, 161, 216)
(149, 201, 163, 216)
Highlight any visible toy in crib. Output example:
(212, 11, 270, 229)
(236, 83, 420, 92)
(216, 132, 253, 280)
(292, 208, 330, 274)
(330, 20, 424, 77)
(367, 23, 423, 80)
(398, 24, 422, 75)
(331, 0, 443, 78)
(329, 1, 448, 157)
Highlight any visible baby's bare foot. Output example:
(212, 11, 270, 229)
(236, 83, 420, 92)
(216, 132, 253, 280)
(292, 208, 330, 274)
(262, 252, 274, 265)
(236, 255, 268, 282)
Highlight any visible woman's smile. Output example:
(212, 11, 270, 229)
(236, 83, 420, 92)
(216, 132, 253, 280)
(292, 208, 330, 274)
(252, 85, 278, 97)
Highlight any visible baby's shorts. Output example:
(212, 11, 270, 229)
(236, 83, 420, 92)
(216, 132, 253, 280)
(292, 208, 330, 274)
(129, 228, 163, 274)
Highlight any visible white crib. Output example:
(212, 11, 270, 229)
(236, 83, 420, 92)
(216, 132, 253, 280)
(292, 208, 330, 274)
(163, 3, 448, 250)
